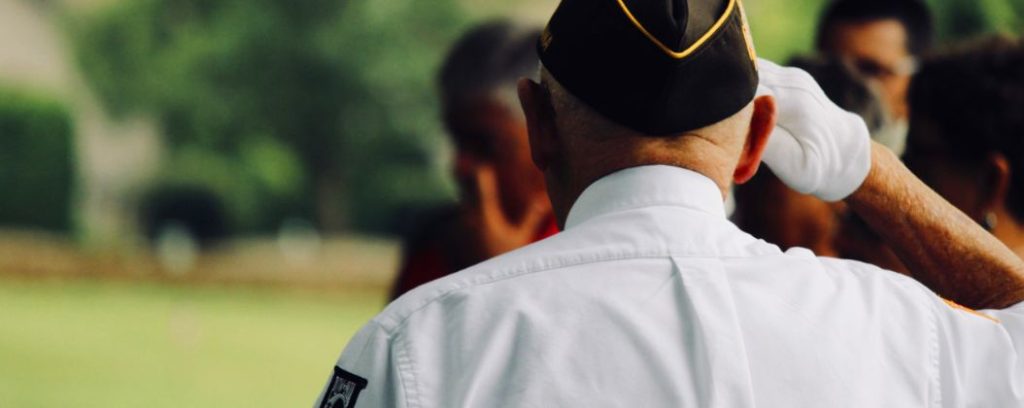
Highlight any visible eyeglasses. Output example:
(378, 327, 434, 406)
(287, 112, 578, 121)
(846, 56, 918, 79)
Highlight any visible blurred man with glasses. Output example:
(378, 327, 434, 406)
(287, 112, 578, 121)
(816, 0, 934, 155)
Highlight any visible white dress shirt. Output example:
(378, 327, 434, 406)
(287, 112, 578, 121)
(315, 165, 1024, 408)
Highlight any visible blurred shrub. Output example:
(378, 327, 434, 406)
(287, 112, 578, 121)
(928, 0, 1024, 40)
(745, 0, 826, 64)
(71, 0, 465, 236)
(145, 140, 308, 235)
(0, 88, 75, 232)
(749, 0, 1023, 63)
(140, 184, 227, 247)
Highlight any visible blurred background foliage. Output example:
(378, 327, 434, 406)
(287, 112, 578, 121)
(68, 0, 467, 237)
(746, 0, 1024, 71)
(0, 87, 74, 232)
(932, 0, 1024, 39)
(2, 0, 1021, 242)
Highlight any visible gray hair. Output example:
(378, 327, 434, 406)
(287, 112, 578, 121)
(439, 20, 542, 114)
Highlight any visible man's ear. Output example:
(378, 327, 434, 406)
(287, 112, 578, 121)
(734, 95, 777, 184)
(518, 78, 558, 171)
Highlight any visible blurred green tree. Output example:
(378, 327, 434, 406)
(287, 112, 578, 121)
(0, 88, 75, 232)
(927, 0, 1023, 40)
(748, 0, 1023, 63)
(925, 0, 1019, 39)
(71, 0, 465, 235)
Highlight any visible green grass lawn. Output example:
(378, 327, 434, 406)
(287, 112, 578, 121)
(0, 278, 387, 407)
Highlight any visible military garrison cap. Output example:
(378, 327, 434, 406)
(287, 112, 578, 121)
(539, 0, 759, 135)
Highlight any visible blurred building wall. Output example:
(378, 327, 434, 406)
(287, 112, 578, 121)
(0, 0, 162, 246)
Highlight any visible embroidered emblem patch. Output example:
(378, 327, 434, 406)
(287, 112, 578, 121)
(541, 26, 554, 52)
(737, 0, 757, 63)
(320, 367, 368, 408)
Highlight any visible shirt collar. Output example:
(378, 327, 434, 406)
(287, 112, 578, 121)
(564, 165, 727, 230)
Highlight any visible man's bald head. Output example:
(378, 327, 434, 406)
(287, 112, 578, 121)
(525, 0, 777, 226)
(519, 68, 776, 226)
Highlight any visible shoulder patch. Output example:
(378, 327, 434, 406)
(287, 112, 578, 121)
(320, 367, 368, 408)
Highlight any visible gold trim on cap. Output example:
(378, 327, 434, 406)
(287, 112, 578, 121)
(615, 0, 737, 59)
(541, 26, 554, 52)
(737, 0, 757, 63)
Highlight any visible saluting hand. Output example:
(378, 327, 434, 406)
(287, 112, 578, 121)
(756, 58, 873, 202)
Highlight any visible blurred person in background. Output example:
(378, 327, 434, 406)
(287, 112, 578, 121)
(390, 21, 557, 300)
(904, 35, 1024, 257)
(735, 56, 891, 258)
(746, 0, 937, 270)
(816, 0, 934, 155)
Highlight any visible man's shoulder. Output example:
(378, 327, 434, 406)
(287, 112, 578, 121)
(814, 253, 927, 290)
(371, 231, 587, 334)
(766, 246, 918, 282)
(377, 245, 924, 333)
(719, 246, 939, 310)
(787, 250, 940, 314)
(368, 214, 709, 335)
(806, 248, 934, 291)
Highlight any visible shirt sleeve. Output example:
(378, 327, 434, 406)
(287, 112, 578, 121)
(313, 321, 408, 408)
(934, 298, 1024, 407)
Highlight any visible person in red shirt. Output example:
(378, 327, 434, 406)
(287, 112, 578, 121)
(390, 21, 557, 300)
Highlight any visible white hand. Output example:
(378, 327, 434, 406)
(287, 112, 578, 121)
(757, 58, 872, 202)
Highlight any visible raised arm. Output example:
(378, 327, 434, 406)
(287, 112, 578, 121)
(847, 143, 1024, 309)
(756, 58, 1024, 310)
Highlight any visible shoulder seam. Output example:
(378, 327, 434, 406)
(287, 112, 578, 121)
(393, 330, 421, 408)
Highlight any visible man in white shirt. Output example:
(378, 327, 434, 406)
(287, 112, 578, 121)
(315, 0, 1024, 406)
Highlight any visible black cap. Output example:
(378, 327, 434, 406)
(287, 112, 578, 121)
(539, 0, 759, 136)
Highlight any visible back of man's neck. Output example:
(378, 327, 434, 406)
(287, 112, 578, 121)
(574, 135, 736, 200)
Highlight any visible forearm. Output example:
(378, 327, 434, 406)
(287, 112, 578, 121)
(847, 142, 1024, 309)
